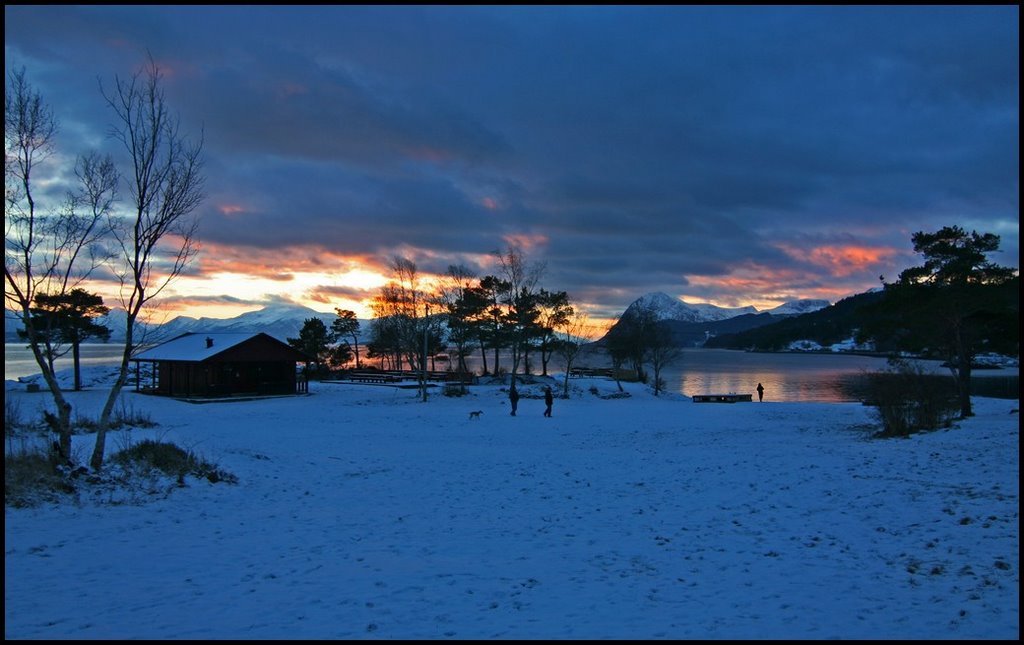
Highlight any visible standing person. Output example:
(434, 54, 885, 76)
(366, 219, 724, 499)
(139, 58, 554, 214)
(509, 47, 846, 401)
(509, 385, 520, 416)
(756, 382, 765, 402)
(543, 386, 554, 417)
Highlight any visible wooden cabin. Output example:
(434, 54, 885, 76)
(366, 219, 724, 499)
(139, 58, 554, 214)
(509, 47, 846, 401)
(131, 332, 311, 398)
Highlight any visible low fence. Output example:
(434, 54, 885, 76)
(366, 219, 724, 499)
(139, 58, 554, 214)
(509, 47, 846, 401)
(340, 370, 479, 385)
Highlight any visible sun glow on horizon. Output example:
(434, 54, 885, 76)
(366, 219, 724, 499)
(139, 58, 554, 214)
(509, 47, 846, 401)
(125, 265, 392, 320)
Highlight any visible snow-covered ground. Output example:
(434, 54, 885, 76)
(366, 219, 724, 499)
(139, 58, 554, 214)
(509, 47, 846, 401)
(4, 366, 1019, 639)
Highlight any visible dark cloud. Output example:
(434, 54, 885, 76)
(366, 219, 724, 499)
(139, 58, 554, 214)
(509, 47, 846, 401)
(4, 5, 1017, 317)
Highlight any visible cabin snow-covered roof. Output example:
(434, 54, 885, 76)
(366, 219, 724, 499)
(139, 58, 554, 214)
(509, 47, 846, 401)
(132, 332, 280, 362)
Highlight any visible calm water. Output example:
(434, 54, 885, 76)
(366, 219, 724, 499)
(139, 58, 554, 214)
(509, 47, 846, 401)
(5, 343, 129, 382)
(663, 350, 939, 402)
(481, 347, 1015, 403)
(564, 348, 951, 403)
(7, 344, 1016, 403)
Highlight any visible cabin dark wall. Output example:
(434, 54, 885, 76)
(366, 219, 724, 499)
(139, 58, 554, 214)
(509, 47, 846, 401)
(154, 360, 297, 396)
(144, 335, 306, 397)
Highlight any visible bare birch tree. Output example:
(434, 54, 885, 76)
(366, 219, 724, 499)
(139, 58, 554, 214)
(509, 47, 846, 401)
(646, 322, 682, 397)
(90, 58, 205, 469)
(394, 256, 443, 401)
(5, 67, 117, 460)
(555, 308, 591, 398)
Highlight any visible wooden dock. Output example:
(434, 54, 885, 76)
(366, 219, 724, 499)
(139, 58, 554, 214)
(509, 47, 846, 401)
(692, 393, 753, 403)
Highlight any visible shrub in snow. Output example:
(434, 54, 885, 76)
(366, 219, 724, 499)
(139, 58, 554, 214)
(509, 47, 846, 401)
(73, 402, 158, 433)
(4, 429, 238, 508)
(111, 439, 237, 485)
(865, 359, 959, 436)
(5, 445, 76, 508)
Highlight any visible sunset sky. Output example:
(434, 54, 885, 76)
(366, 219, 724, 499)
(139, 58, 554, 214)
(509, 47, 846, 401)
(4, 5, 1019, 328)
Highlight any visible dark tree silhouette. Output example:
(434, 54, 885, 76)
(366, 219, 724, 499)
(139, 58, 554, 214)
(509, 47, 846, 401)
(289, 317, 332, 376)
(19, 289, 111, 391)
(877, 226, 1018, 417)
(331, 308, 361, 368)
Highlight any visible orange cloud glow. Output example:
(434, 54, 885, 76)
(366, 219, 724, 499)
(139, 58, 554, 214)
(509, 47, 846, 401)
(777, 243, 898, 277)
(193, 242, 383, 278)
(683, 261, 864, 310)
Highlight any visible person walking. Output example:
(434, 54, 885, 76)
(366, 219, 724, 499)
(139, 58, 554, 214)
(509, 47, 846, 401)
(543, 386, 554, 417)
(756, 382, 765, 402)
(509, 385, 520, 416)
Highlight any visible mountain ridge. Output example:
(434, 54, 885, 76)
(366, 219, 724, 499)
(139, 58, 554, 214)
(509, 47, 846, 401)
(6, 293, 828, 346)
(600, 292, 831, 348)
(621, 291, 829, 324)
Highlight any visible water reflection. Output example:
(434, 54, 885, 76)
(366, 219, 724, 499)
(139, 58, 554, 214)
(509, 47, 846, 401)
(677, 368, 861, 403)
(595, 348, 953, 404)
(460, 347, 942, 403)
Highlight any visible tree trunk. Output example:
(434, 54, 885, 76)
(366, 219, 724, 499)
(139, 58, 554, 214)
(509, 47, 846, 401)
(92, 317, 138, 470)
(92, 345, 133, 470)
(956, 360, 973, 418)
(27, 338, 76, 461)
(478, 339, 488, 375)
(953, 323, 974, 418)
(73, 341, 82, 391)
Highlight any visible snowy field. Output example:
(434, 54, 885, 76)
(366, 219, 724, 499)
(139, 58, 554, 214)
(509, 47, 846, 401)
(4, 367, 1019, 640)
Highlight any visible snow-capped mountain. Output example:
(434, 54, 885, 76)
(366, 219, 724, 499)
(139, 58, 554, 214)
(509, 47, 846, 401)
(621, 292, 826, 324)
(764, 299, 831, 316)
(143, 304, 339, 344)
(600, 292, 831, 348)
(621, 292, 755, 323)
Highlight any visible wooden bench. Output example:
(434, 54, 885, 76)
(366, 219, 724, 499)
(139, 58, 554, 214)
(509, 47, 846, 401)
(692, 393, 753, 403)
(347, 373, 402, 384)
(569, 367, 615, 378)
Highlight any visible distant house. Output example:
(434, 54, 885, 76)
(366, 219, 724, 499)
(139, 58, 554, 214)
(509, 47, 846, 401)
(131, 332, 311, 398)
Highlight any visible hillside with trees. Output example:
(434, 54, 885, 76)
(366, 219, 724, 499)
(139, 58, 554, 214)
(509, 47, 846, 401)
(703, 290, 888, 351)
